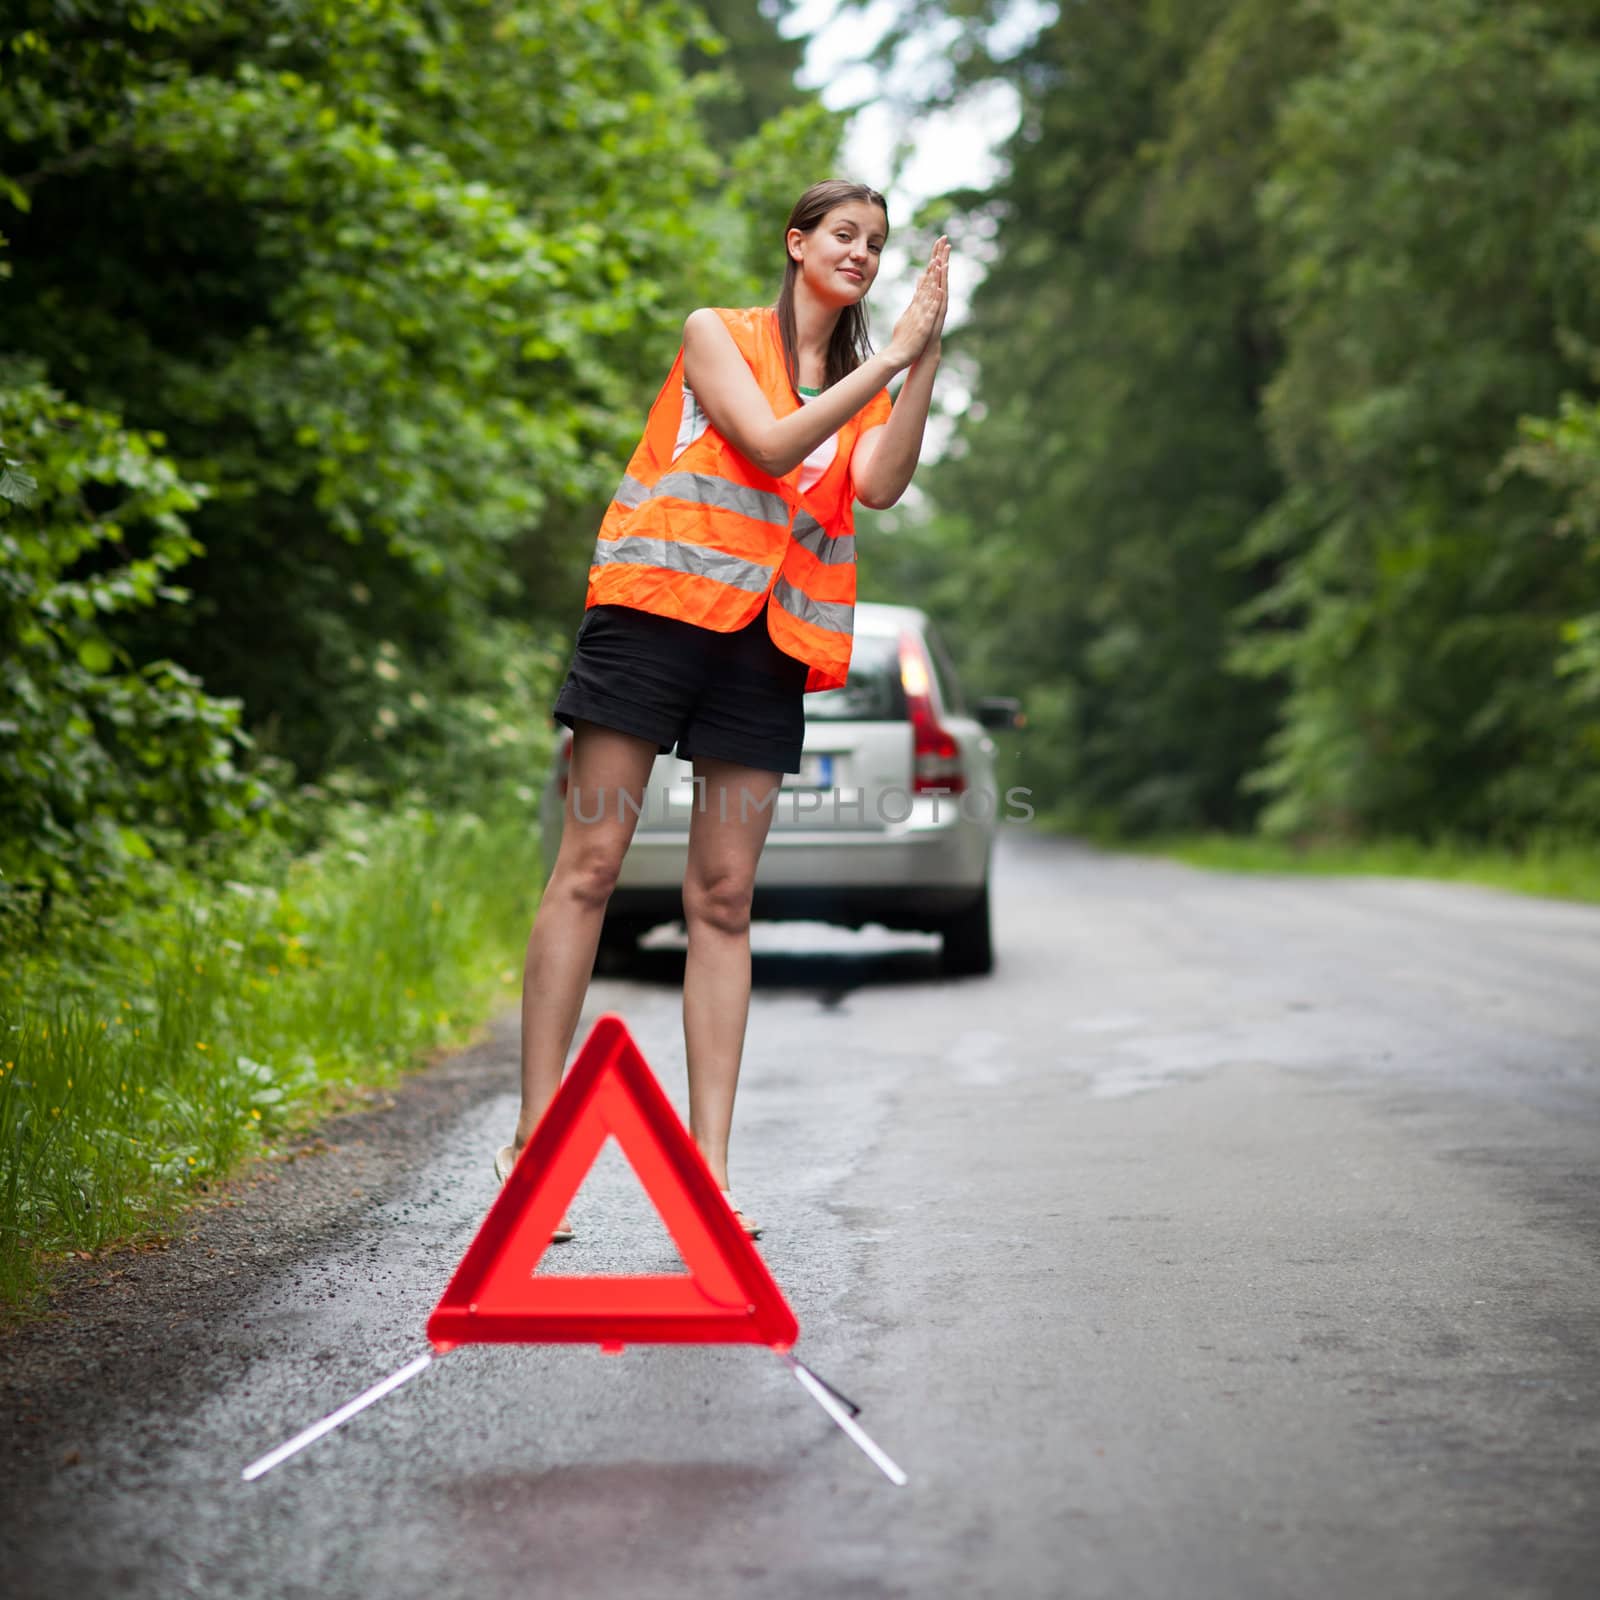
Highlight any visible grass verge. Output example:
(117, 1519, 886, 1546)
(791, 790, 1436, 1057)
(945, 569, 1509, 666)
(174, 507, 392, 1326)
(1, 799, 542, 1314)
(1115, 830, 1600, 905)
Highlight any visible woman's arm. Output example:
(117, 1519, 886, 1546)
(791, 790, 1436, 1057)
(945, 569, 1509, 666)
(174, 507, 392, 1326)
(683, 312, 895, 477)
(851, 239, 949, 509)
(851, 347, 940, 510)
(681, 239, 949, 479)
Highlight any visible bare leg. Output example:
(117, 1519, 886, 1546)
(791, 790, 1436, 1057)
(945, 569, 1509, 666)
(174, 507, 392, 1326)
(681, 757, 782, 1202)
(515, 719, 658, 1158)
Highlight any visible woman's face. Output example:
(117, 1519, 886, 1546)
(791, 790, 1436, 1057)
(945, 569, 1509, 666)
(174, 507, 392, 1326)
(789, 200, 888, 305)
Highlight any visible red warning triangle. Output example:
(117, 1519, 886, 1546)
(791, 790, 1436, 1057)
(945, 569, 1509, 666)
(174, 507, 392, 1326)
(427, 1014, 799, 1353)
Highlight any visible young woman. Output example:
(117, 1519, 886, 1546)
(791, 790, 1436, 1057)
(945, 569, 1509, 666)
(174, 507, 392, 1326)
(497, 179, 949, 1239)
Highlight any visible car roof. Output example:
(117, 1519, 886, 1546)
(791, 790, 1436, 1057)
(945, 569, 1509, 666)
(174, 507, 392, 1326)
(853, 600, 928, 636)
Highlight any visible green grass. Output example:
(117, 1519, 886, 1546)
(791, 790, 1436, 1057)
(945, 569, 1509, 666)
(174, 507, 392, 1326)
(0, 800, 543, 1312)
(1115, 830, 1600, 905)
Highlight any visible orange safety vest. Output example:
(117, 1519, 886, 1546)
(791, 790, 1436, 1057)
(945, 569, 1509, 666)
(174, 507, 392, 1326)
(584, 306, 893, 693)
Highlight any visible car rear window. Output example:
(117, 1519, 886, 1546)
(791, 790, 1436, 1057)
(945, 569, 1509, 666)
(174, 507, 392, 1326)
(925, 624, 968, 717)
(805, 632, 907, 721)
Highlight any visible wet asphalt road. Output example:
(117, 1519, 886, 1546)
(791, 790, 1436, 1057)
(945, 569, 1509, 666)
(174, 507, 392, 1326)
(3, 827, 1599, 1599)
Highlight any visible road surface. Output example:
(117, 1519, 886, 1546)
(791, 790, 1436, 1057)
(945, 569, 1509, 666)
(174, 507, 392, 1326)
(3, 828, 1598, 1598)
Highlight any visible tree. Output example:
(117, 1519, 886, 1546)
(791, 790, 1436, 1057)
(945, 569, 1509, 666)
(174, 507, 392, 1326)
(1, 1, 840, 792)
(1233, 0, 1600, 838)
(0, 356, 271, 934)
(863, 0, 1600, 843)
(687, 0, 811, 151)
(891, 0, 1301, 831)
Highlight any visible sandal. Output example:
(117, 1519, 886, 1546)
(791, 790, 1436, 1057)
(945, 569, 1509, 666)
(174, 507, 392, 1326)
(494, 1144, 574, 1243)
(721, 1189, 762, 1240)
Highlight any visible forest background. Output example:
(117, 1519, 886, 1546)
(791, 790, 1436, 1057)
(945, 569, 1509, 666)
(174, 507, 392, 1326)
(3, 0, 1599, 1306)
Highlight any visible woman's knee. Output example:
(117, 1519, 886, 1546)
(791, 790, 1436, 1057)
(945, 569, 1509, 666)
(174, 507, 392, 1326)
(551, 845, 627, 912)
(683, 871, 755, 936)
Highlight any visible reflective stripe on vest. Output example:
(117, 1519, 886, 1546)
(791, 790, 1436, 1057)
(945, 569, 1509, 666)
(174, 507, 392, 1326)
(592, 535, 774, 593)
(766, 588, 854, 694)
(609, 469, 789, 529)
(653, 471, 790, 526)
(791, 509, 855, 566)
(613, 473, 650, 510)
(771, 578, 853, 634)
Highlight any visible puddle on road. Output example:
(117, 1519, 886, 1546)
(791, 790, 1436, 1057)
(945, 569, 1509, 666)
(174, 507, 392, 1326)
(941, 1028, 1014, 1087)
(1086, 1060, 1213, 1100)
(1066, 1013, 1146, 1035)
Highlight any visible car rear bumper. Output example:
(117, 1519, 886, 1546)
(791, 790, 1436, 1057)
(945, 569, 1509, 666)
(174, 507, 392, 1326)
(623, 815, 986, 885)
(606, 881, 982, 933)
(604, 817, 988, 934)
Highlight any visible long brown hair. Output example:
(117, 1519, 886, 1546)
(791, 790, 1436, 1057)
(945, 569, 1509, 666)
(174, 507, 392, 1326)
(775, 180, 889, 394)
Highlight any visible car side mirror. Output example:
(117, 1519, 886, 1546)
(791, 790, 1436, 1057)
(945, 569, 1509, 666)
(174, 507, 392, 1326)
(975, 696, 1024, 731)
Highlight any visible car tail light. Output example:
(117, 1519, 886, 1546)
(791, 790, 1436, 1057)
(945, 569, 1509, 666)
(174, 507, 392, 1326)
(898, 630, 965, 795)
(553, 724, 574, 798)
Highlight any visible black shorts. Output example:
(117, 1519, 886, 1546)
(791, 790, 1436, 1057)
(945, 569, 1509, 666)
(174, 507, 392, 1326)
(552, 602, 809, 774)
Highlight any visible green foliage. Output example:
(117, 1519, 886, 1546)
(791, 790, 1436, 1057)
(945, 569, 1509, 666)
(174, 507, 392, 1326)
(0, 361, 276, 935)
(879, 0, 1600, 844)
(0, 0, 839, 945)
(1234, 0, 1600, 840)
(322, 614, 566, 811)
(0, 794, 544, 1310)
(1127, 828, 1600, 907)
(900, 0, 1291, 833)
(1506, 349, 1600, 809)
(686, 0, 812, 150)
(1, 0, 837, 792)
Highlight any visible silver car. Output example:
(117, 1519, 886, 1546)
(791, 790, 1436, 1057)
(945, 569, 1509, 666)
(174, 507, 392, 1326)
(539, 602, 1022, 975)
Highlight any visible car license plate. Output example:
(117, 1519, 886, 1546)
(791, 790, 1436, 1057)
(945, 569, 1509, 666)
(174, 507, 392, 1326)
(782, 752, 833, 789)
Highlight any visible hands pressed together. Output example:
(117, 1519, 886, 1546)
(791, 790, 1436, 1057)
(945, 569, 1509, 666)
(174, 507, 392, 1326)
(885, 236, 950, 372)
